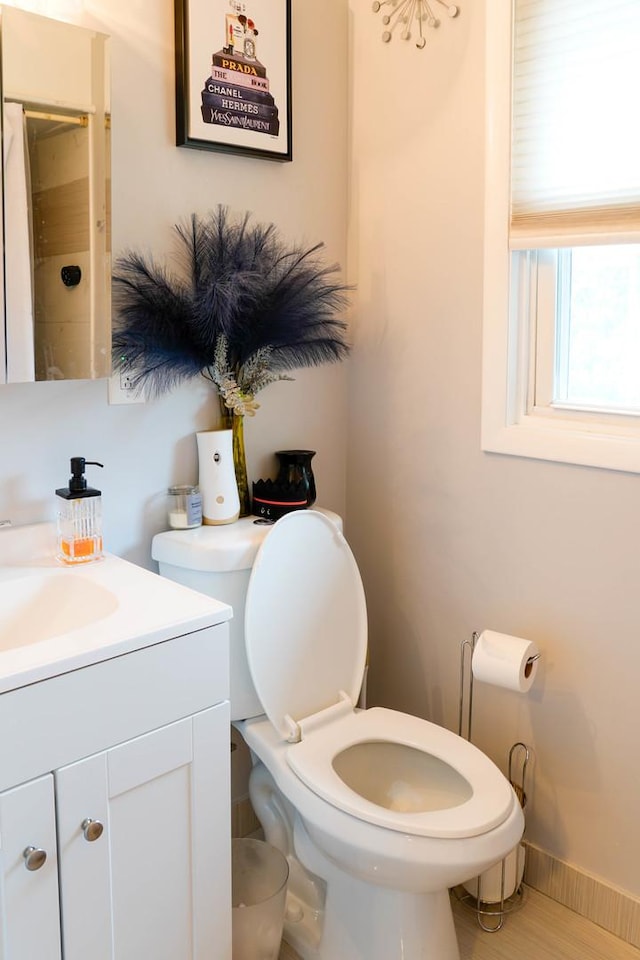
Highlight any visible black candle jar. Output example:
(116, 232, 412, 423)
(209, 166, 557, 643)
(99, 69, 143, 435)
(275, 450, 316, 507)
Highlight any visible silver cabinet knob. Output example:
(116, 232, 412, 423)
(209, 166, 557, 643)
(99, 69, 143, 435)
(23, 846, 47, 871)
(81, 818, 104, 842)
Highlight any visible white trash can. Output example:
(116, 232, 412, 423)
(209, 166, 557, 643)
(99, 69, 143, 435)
(232, 838, 289, 960)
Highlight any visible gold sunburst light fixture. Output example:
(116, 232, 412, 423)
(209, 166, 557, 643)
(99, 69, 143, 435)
(372, 0, 460, 49)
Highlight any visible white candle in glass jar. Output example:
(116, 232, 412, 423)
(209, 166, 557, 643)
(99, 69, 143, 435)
(167, 485, 202, 529)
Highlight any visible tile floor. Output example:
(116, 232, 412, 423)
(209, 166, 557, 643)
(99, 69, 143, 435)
(278, 885, 640, 959)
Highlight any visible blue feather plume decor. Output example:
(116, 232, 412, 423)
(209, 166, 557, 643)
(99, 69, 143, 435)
(112, 206, 351, 416)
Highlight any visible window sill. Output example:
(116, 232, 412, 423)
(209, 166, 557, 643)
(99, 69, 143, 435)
(481, 407, 640, 475)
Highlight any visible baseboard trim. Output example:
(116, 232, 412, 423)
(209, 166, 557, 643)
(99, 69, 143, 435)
(231, 795, 260, 839)
(524, 842, 640, 948)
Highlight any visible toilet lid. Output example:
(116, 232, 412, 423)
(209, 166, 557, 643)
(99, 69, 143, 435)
(245, 511, 368, 741)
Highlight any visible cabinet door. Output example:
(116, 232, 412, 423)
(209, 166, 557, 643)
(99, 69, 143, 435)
(0, 774, 61, 960)
(56, 703, 231, 960)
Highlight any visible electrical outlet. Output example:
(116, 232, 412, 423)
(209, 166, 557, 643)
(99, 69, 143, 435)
(108, 369, 146, 405)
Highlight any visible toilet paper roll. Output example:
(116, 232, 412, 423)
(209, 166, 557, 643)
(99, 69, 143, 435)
(463, 842, 526, 903)
(471, 630, 539, 693)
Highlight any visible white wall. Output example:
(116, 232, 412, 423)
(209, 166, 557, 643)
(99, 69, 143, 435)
(0, 0, 349, 567)
(348, 1, 640, 898)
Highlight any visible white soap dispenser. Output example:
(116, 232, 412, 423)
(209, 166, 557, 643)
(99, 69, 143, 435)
(56, 457, 104, 563)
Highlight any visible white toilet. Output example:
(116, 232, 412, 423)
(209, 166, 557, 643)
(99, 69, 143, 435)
(152, 509, 524, 960)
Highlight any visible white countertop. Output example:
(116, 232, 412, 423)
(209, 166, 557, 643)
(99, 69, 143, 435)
(0, 523, 231, 694)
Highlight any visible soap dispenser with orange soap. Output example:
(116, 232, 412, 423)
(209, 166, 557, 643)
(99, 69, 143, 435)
(56, 457, 104, 563)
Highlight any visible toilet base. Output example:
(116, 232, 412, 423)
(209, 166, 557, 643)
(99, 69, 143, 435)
(250, 761, 461, 960)
(292, 816, 460, 960)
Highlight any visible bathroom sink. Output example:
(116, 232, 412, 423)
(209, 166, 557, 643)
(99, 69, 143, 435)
(0, 522, 231, 694)
(0, 572, 118, 651)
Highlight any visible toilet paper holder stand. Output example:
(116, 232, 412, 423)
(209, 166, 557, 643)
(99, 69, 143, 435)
(457, 631, 534, 931)
(458, 631, 480, 742)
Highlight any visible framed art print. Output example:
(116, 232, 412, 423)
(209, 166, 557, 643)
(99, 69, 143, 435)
(175, 0, 292, 162)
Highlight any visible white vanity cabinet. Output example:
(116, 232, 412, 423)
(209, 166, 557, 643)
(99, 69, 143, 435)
(0, 624, 231, 960)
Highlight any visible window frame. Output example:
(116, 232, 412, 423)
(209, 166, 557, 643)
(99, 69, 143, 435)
(481, 0, 640, 475)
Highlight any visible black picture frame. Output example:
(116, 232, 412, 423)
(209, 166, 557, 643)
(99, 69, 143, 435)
(175, 0, 292, 162)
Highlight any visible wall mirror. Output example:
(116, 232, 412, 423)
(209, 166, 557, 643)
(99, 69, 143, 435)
(0, 5, 111, 383)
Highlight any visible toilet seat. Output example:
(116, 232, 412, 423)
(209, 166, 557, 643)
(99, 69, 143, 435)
(245, 511, 515, 840)
(288, 707, 515, 839)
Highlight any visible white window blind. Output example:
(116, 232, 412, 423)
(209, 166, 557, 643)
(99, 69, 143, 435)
(511, 0, 640, 249)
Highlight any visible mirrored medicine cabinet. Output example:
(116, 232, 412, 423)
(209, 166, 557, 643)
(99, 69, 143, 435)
(0, 5, 111, 384)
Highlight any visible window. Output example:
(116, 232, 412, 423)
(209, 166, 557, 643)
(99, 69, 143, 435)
(482, 0, 640, 473)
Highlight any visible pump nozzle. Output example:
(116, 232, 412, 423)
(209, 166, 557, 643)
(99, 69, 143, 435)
(69, 457, 104, 493)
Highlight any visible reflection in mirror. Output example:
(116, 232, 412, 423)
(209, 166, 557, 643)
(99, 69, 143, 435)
(0, 6, 111, 383)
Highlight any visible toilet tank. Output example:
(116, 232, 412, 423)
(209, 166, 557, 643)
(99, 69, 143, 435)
(151, 509, 342, 721)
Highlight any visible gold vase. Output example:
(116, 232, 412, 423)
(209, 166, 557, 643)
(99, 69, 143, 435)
(219, 400, 251, 518)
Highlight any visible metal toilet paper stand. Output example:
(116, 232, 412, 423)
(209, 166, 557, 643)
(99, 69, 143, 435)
(456, 632, 531, 931)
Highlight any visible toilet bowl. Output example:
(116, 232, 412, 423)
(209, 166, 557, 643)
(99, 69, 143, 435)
(152, 510, 524, 960)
